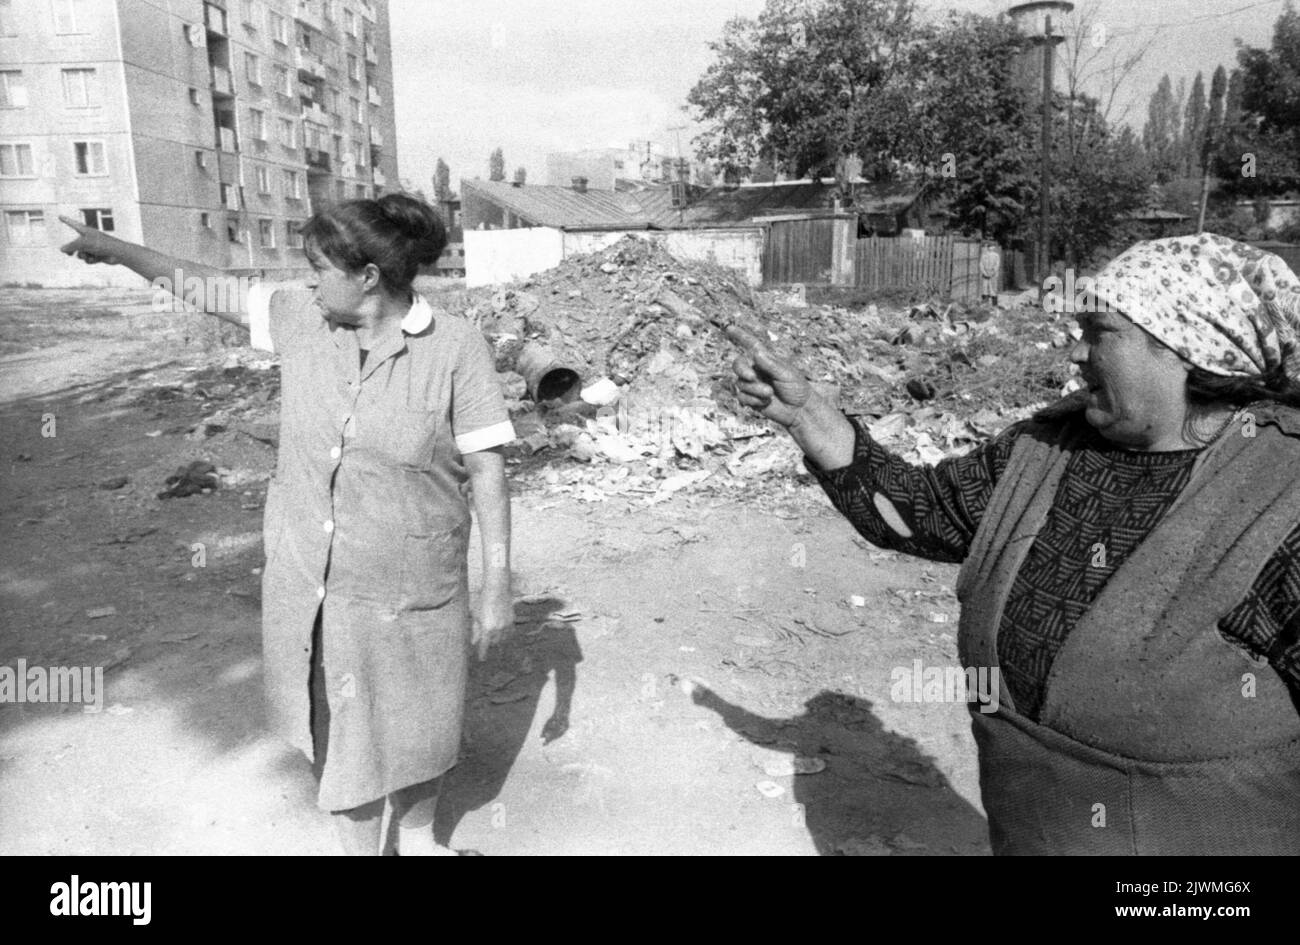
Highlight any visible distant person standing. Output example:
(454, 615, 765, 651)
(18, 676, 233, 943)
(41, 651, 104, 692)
(979, 241, 1001, 304)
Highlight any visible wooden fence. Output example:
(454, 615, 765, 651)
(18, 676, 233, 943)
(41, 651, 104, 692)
(762, 218, 837, 284)
(853, 235, 983, 300)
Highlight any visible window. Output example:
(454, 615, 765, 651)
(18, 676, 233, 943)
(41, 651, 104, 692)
(355, 183, 366, 199)
(220, 182, 240, 210)
(249, 108, 266, 140)
(5, 209, 45, 244)
(61, 68, 99, 108)
(0, 0, 16, 37)
(52, 0, 88, 34)
(305, 122, 324, 151)
(282, 169, 301, 199)
(274, 65, 290, 96)
(200, 211, 211, 228)
(80, 208, 114, 231)
(343, 8, 356, 35)
(0, 71, 25, 108)
(258, 218, 275, 248)
(0, 142, 35, 177)
(227, 221, 240, 242)
(73, 140, 106, 175)
(269, 11, 288, 44)
(278, 117, 296, 148)
(346, 54, 359, 82)
(335, 180, 345, 199)
(244, 53, 261, 86)
(350, 96, 363, 122)
(188, 87, 201, 105)
(256, 165, 271, 193)
(353, 138, 365, 167)
(240, 0, 261, 29)
(286, 220, 304, 248)
(332, 134, 342, 160)
(194, 149, 206, 168)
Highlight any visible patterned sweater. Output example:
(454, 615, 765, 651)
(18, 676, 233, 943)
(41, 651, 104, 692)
(808, 414, 1300, 721)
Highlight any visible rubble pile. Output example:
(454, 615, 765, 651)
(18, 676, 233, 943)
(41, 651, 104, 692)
(443, 236, 1075, 500)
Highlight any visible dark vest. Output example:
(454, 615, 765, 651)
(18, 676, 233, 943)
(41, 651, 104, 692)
(956, 403, 1300, 855)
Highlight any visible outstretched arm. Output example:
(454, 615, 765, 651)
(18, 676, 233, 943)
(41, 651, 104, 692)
(58, 216, 249, 331)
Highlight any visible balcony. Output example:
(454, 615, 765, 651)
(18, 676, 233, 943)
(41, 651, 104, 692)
(340, 152, 355, 178)
(368, 126, 383, 146)
(294, 3, 324, 32)
(218, 126, 238, 152)
(210, 65, 234, 97)
(305, 148, 331, 174)
(367, 85, 381, 107)
(364, 41, 377, 64)
(204, 2, 228, 35)
(301, 101, 329, 126)
(295, 47, 325, 79)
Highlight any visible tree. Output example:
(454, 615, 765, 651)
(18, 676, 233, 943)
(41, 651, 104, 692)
(908, 13, 1037, 244)
(1142, 75, 1183, 183)
(433, 157, 451, 202)
(687, 0, 919, 192)
(1184, 71, 1206, 176)
(1197, 65, 1229, 230)
(513, 166, 527, 185)
(488, 147, 505, 181)
(1050, 95, 1154, 267)
(1228, 0, 1300, 197)
(1059, 1, 1154, 129)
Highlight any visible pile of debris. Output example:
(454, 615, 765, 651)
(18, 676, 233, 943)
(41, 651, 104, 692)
(440, 236, 1075, 501)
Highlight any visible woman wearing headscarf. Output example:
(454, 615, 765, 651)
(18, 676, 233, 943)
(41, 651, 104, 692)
(60, 194, 515, 856)
(729, 233, 1300, 855)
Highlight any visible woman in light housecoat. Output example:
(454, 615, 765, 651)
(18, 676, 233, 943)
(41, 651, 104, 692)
(60, 195, 515, 856)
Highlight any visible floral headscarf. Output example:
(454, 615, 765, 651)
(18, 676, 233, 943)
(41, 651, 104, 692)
(1090, 233, 1300, 379)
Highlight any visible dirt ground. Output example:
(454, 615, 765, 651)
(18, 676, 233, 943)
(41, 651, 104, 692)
(0, 286, 990, 856)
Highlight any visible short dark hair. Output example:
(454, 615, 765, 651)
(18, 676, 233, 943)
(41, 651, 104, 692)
(299, 192, 447, 293)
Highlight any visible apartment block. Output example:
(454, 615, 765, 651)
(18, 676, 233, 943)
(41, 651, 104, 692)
(0, 0, 400, 286)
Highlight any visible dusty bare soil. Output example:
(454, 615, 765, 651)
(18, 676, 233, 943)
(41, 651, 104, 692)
(0, 287, 989, 855)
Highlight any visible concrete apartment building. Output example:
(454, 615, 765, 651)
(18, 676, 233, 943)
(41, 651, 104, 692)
(0, 0, 399, 286)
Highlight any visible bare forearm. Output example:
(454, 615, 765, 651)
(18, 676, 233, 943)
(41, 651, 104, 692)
(468, 460, 511, 590)
(96, 237, 246, 329)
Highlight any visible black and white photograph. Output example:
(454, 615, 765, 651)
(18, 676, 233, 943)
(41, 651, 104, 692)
(0, 0, 1294, 883)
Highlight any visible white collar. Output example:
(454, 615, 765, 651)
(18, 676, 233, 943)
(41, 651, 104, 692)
(401, 293, 434, 334)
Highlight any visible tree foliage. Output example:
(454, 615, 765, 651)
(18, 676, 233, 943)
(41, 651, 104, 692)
(488, 147, 506, 182)
(433, 157, 451, 202)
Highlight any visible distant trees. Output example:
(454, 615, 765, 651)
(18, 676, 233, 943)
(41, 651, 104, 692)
(433, 157, 451, 202)
(513, 166, 527, 185)
(488, 147, 506, 181)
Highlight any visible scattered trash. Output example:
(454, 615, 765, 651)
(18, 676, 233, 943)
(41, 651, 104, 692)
(85, 606, 117, 619)
(158, 461, 219, 499)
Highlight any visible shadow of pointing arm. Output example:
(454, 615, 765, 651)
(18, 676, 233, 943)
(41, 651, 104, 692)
(690, 683, 782, 746)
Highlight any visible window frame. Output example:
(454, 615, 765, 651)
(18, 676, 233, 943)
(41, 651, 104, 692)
(52, 0, 88, 35)
(0, 141, 37, 178)
(5, 208, 47, 245)
(258, 217, 275, 249)
(60, 67, 99, 109)
(0, 70, 26, 108)
(72, 139, 107, 176)
(80, 207, 114, 232)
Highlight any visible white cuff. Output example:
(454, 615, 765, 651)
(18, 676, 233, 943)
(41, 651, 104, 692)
(455, 420, 516, 454)
(247, 282, 275, 352)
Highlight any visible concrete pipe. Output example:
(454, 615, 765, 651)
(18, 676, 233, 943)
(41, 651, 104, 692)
(516, 342, 582, 403)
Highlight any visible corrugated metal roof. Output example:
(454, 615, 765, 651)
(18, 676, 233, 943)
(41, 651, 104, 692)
(463, 179, 649, 228)
(465, 178, 926, 230)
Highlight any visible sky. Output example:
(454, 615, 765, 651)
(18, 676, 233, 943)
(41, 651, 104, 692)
(388, 0, 1284, 195)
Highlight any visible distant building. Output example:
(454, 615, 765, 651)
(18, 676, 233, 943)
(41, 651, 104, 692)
(545, 142, 699, 192)
(0, 0, 400, 287)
